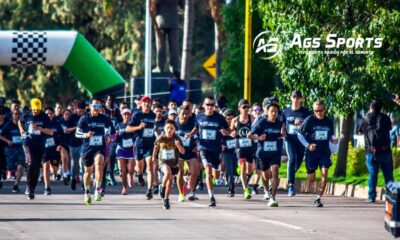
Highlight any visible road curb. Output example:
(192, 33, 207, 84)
(277, 178, 385, 201)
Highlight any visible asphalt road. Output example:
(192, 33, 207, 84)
(0, 178, 392, 240)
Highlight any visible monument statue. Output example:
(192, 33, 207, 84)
(150, 0, 184, 73)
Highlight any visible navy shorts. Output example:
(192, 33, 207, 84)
(135, 146, 153, 160)
(199, 150, 221, 170)
(305, 152, 332, 174)
(236, 148, 254, 163)
(43, 149, 61, 167)
(256, 155, 281, 171)
(159, 163, 179, 176)
(82, 149, 105, 167)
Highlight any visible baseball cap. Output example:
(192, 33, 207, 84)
(291, 90, 302, 98)
(269, 96, 279, 103)
(122, 108, 132, 115)
(262, 98, 271, 107)
(140, 96, 151, 102)
(238, 99, 250, 107)
(168, 109, 177, 115)
(30, 98, 42, 110)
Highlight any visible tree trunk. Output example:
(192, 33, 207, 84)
(334, 111, 355, 177)
(181, 0, 194, 97)
(209, 0, 224, 78)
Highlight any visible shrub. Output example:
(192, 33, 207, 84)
(347, 143, 368, 176)
(392, 148, 400, 169)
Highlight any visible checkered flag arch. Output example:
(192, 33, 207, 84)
(11, 32, 47, 65)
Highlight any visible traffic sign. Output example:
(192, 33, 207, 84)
(202, 53, 216, 78)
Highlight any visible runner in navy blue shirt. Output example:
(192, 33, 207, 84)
(297, 100, 338, 208)
(282, 91, 311, 196)
(230, 99, 254, 200)
(115, 108, 135, 195)
(19, 98, 54, 200)
(0, 109, 24, 193)
(176, 106, 198, 202)
(126, 95, 157, 200)
(42, 107, 66, 196)
(185, 96, 229, 207)
(0, 109, 7, 189)
(76, 98, 113, 205)
(249, 102, 284, 207)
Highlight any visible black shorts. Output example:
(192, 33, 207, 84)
(135, 146, 153, 160)
(159, 163, 179, 175)
(199, 150, 221, 170)
(236, 149, 254, 163)
(82, 149, 105, 167)
(43, 150, 61, 167)
(305, 152, 332, 174)
(256, 156, 281, 171)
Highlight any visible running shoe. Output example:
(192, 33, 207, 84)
(108, 174, 116, 186)
(12, 185, 19, 193)
(252, 188, 259, 195)
(288, 185, 295, 197)
(268, 198, 278, 207)
(188, 192, 196, 201)
(314, 198, 323, 207)
(158, 185, 165, 199)
(94, 190, 102, 201)
(44, 187, 51, 196)
(178, 193, 185, 202)
(138, 174, 145, 187)
(85, 194, 92, 205)
(209, 196, 216, 207)
(27, 191, 35, 200)
(153, 186, 159, 194)
(71, 178, 77, 191)
(162, 198, 170, 210)
(121, 188, 128, 195)
(228, 190, 235, 197)
(63, 177, 69, 186)
(0, 181, 2, 189)
(244, 188, 252, 200)
(263, 192, 270, 201)
(145, 189, 153, 200)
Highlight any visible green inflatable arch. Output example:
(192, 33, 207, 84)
(0, 31, 125, 97)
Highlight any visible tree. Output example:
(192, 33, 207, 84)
(181, 0, 195, 91)
(257, 0, 400, 176)
(215, 0, 276, 108)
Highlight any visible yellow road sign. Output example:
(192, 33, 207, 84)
(202, 53, 216, 78)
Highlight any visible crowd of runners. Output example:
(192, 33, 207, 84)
(0, 92, 339, 210)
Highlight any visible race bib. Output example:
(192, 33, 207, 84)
(143, 128, 154, 138)
(89, 135, 103, 146)
(180, 136, 190, 147)
(28, 125, 41, 135)
(226, 139, 236, 149)
(315, 130, 328, 140)
(12, 136, 21, 144)
(263, 141, 277, 151)
(122, 138, 133, 148)
(45, 137, 56, 148)
(239, 138, 252, 148)
(201, 129, 216, 140)
(161, 149, 175, 160)
(288, 124, 300, 135)
(61, 125, 67, 133)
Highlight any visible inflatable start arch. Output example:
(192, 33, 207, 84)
(0, 31, 125, 97)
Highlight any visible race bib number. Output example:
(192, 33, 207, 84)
(89, 135, 103, 146)
(315, 130, 328, 140)
(12, 136, 21, 144)
(28, 125, 41, 135)
(143, 128, 154, 138)
(201, 129, 216, 140)
(226, 139, 236, 149)
(239, 138, 252, 148)
(122, 138, 133, 148)
(288, 124, 300, 135)
(45, 138, 56, 148)
(263, 141, 277, 151)
(180, 136, 190, 147)
(161, 149, 175, 160)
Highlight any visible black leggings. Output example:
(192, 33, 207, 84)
(27, 148, 44, 192)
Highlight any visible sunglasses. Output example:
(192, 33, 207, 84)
(205, 103, 215, 107)
(92, 104, 102, 109)
(253, 108, 261, 112)
(314, 109, 325, 113)
(241, 105, 250, 109)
